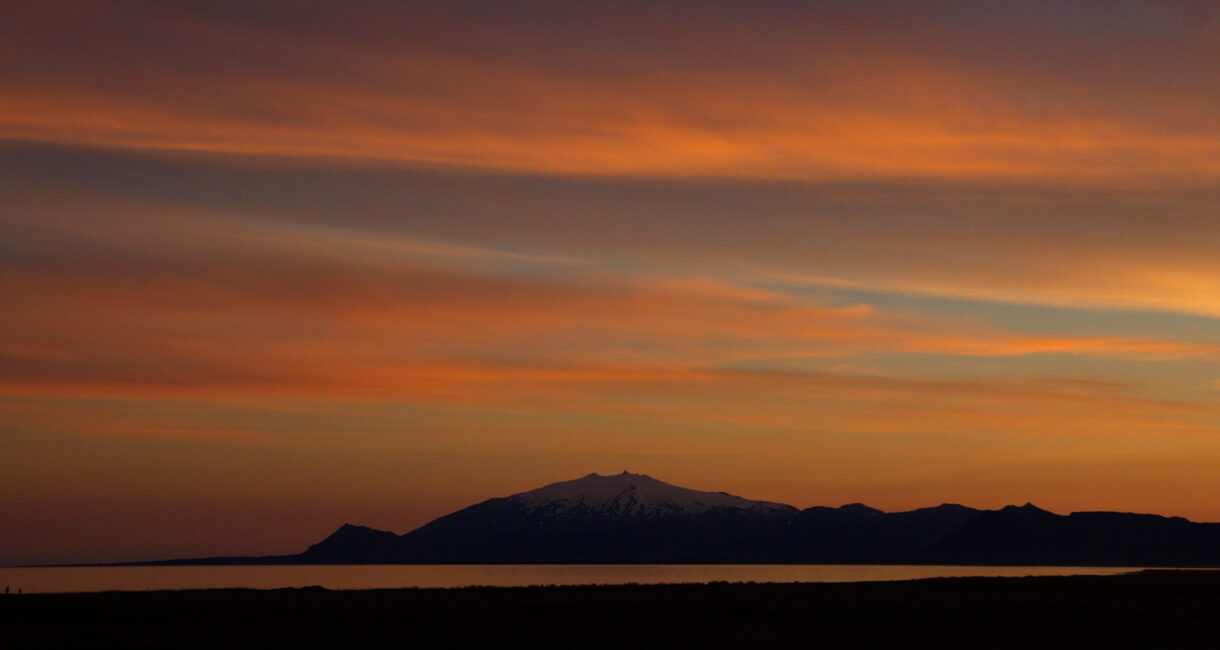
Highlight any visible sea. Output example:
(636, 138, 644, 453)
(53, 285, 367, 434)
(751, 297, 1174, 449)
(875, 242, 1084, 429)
(0, 564, 1162, 594)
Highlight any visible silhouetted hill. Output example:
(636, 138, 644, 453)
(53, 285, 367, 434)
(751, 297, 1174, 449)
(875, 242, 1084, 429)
(123, 472, 1220, 566)
(777, 503, 982, 563)
(302, 524, 403, 563)
(915, 505, 1220, 566)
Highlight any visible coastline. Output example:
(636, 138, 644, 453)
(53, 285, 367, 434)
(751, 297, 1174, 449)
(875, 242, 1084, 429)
(4, 570, 1217, 647)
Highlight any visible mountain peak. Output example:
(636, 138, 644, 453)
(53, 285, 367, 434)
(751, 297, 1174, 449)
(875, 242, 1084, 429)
(582, 471, 651, 480)
(997, 502, 1057, 519)
(838, 503, 883, 516)
(510, 472, 795, 517)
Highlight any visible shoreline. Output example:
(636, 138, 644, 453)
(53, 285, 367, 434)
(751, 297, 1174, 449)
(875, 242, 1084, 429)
(4, 571, 1218, 647)
(0, 563, 1177, 595)
(19, 559, 1220, 568)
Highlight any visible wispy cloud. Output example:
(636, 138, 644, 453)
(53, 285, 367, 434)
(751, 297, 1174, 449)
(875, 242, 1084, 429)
(4, 225, 1217, 405)
(4, 1, 1220, 184)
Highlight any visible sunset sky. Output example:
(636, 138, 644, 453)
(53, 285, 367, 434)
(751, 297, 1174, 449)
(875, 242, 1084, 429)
(3, 0, 1220, 565)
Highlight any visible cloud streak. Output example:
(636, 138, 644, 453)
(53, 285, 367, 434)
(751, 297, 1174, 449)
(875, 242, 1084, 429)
(6, 143, 1220, 319)
(4, 1, 1220, 183)
(4, 215, 1217, 406)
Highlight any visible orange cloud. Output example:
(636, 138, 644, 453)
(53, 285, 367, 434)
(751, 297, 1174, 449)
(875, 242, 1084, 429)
(3, 1, 1219, 185)
(3, 231, 1217, 407)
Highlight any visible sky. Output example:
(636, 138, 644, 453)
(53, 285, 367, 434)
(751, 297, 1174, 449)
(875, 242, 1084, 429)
(2, 0, 1219, 565)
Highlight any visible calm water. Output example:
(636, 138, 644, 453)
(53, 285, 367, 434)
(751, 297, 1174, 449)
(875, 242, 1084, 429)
(0, 564, 1156, 594)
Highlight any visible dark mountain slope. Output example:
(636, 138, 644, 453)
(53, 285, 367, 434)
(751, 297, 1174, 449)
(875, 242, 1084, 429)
(914, 504, 1220, 566)
(308, 472, 798, 563)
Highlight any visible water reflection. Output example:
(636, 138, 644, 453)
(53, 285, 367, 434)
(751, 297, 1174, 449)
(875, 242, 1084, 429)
(0, 564, 1157, 594)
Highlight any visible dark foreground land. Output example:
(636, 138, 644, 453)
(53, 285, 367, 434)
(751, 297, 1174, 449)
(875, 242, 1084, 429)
(3, 570, 1218, 648)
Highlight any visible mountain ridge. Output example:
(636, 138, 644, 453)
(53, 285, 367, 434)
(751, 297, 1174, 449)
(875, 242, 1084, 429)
(115, 472, 1220, 567)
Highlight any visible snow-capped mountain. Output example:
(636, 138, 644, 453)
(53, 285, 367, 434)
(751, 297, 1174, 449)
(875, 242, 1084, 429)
(343, 471, 802, 563)
(507, 471, 797, 518)
(131, 472, 1220, 566)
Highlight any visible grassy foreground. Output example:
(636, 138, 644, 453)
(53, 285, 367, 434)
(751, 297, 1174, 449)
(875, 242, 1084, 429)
(2, 570, 1218, 648)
